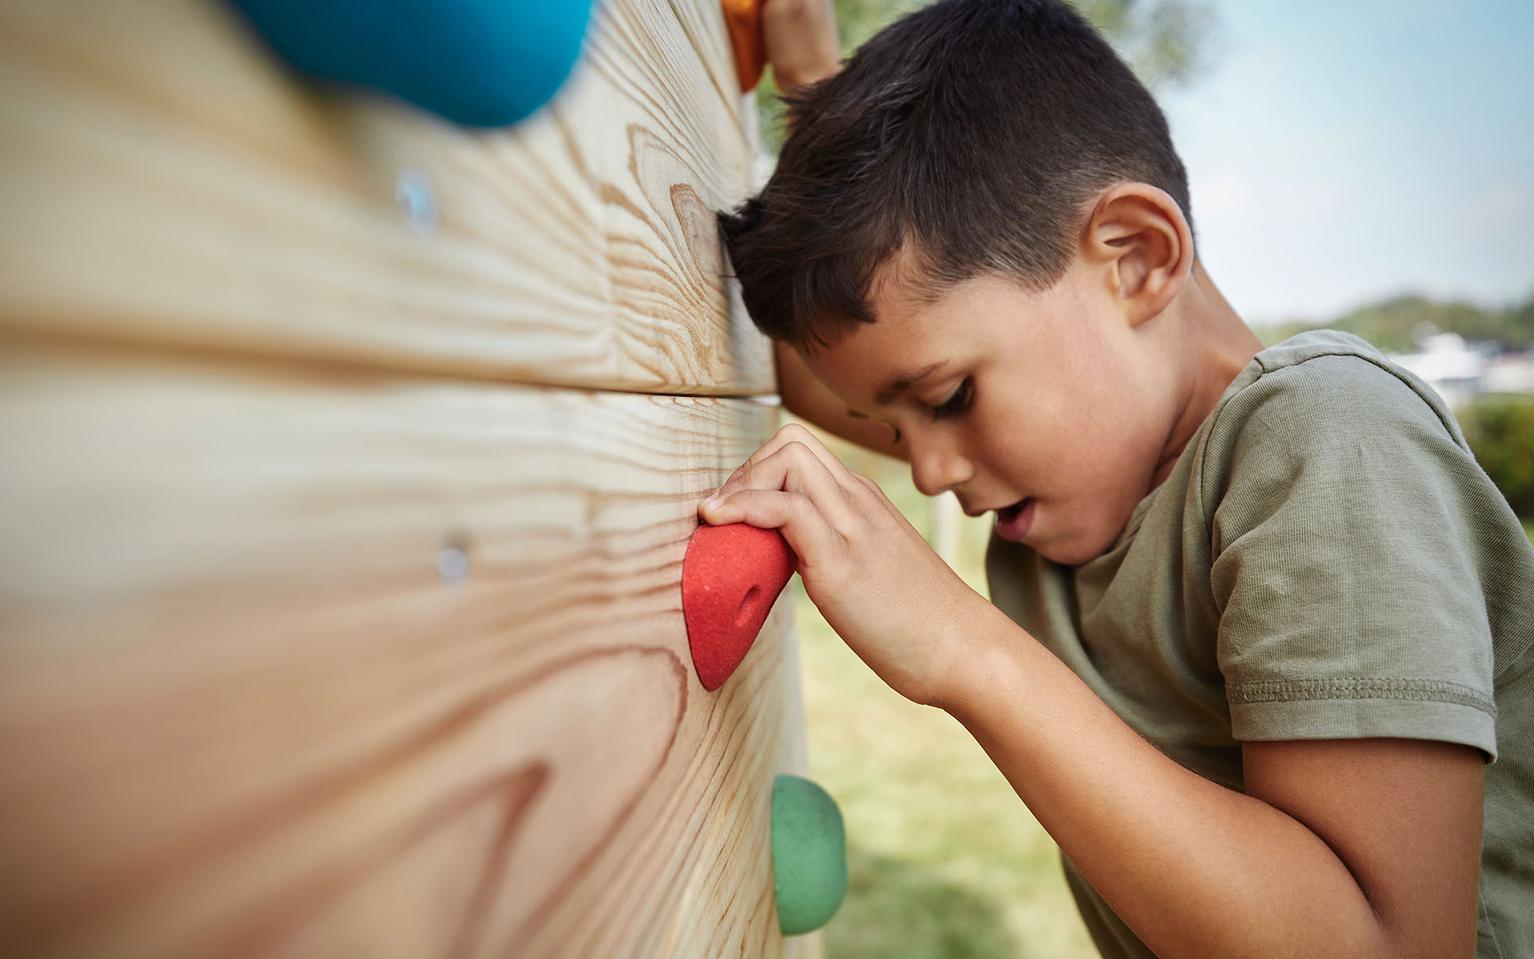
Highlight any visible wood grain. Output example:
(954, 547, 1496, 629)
(0, 0, 773, 395)
(0, 340, 817, 958)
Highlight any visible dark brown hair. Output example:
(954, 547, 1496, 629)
(716, 0, 1194, 353)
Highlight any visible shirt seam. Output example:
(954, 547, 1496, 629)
(1256, 344, 1466, 450)
(1196, 337, 1468, 550)
(1228, 676, 1496, 717)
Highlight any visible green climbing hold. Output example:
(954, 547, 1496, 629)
(770, 773, 848, 935)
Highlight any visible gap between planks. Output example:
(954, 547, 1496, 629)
(0, 326, 783, 401)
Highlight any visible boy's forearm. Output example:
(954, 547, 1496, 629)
(940, 603, 1397, 959)
(773, 340, 908, 461)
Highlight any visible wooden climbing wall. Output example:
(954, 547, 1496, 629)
(0, 2, 818, 957)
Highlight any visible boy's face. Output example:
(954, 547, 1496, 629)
(802, 248, 1185, 566)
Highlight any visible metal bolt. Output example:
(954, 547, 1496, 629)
(395, 169, 438, 232)
(436, 534, 470, 583)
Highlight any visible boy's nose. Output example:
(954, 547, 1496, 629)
(909, 444, 972, 499)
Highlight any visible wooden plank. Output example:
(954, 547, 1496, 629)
(0, 0, 773, 395)
(0, 341, 817, 958)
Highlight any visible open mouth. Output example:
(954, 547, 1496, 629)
(994, 497, 1036, 541)
(997, 498, 1030, 520)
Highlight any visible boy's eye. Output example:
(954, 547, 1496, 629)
(931, 377, 973, 420)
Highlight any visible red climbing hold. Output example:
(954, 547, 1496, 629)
(682, 522, 798, 691)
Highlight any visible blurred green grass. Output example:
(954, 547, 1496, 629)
(788, 416, 1534, 956)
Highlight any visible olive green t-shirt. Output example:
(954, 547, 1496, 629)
(984, 330, 1534, 958)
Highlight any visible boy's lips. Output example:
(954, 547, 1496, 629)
(994, 497, 1036, 542)
(964, 496, 1027, 518)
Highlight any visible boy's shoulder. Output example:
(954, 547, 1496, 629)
(1190, 326, 1491, 530)
(1250, 326, 1394, 373)
(1196, 327, 1472, 500)
(1224, 327, 1458, 434)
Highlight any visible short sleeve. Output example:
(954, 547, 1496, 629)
(1201, 354, 1501, 762)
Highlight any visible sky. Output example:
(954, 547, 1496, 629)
(1153, 0, 1534, 324)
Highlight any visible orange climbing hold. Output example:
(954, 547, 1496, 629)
(721, 0, 767, 92)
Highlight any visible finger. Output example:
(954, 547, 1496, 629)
(851, 471, 904, 523)
(703, 439, 861, 533)
(700, 487, 843, 577)
(773, 422, 845, 474)
(713, 422, 856, 500)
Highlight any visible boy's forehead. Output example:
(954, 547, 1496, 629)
(810, 266, 1062, 403)
(864, 267, 1020, 346)
(868, 244, 1046, 334)
(804, 303, 958, 407)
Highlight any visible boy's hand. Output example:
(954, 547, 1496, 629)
(698, 422, 981, 708)
(762, 0, 841, 91)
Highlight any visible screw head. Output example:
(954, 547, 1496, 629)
(436, 535, 470, 583)
(395, 169, 438, 231)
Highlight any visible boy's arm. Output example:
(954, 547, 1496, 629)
(774, 339, 908, 461)
(939, 605, 1485, 959)
(762, 0, 841, 92)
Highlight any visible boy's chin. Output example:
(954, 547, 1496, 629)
(1038, 540, 1101, 567)
(1034, 520, 1122, 567)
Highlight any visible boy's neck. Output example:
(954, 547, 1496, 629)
(1149, 260, 1264, 489)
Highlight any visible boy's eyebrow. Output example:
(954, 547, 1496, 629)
(874, 360, 947, 406)
(844, 406, 904, 445)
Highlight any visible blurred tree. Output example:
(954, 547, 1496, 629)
(1260, 292, 1534, 352)
(1076, 0, 1214, 88)
(1461, 397, 1534, 519)
(755, 0, 1216, 154)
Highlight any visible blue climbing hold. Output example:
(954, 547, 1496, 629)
(226, 0, 595, 128)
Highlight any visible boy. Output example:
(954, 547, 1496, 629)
(698, 0, 1534, 956)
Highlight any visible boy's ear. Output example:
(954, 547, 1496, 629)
(1080, 183, 1194, 327)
